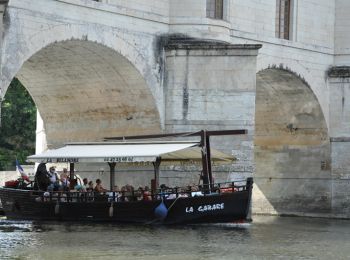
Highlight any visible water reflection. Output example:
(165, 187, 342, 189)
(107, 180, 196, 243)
(0, 216, 350, 259)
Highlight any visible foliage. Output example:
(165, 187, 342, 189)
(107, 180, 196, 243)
(0, 78, 36, 170)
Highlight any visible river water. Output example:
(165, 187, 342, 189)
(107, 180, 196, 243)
(0, 215, 349, 260)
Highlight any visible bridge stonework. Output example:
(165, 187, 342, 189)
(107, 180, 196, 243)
(0, 0, 350, 219)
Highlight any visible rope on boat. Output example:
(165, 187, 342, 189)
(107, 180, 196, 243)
(167, 196, 181, 212)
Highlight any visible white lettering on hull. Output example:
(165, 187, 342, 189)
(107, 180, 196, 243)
(185, 203, 224, 214)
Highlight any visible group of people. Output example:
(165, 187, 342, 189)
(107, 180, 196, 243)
(34, 163, 207, 202)
(34, 163, 108, 194)
(34, 164, 70, 192)
(119, 185, 152, 201)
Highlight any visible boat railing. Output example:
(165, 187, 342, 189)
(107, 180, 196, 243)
(27, 179, 253, 203)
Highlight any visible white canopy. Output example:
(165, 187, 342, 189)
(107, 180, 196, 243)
(27, 141, 235, 165)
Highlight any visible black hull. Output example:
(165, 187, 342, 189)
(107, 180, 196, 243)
(0, 188, 251, 224)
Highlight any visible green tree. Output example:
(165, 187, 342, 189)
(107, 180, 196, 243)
(0, 78, 36, 170)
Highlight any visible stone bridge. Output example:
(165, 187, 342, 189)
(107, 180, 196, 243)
(0, 0, 350, 218)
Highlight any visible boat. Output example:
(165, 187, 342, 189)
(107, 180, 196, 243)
(0, 130, 253, 224)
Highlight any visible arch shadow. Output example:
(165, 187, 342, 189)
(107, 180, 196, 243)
(257, 61, 329, 128)
(253, 68, 332, 216)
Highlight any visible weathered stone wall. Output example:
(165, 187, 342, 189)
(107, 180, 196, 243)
(331, 139, 350, 216)
(105, 0, 169, 18)
(169, 0, 231, 42)
(328, 68, 350, 216)
(162, 40, 260, 184)
(73, 164, 154, 190)
(335, 0, 350, 65)
(228, 0, 335, 48)
(226, 1, 334, 128)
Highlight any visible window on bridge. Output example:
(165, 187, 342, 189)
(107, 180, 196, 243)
(276, 0, 291, 40)
(206, 0, 224, 20)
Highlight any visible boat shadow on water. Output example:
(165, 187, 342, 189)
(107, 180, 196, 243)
(0, 217, 252, 234)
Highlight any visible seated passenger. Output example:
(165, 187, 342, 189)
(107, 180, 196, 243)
(94, 179, 107, 193)
(160, 184, 168, 190)
(87, 180, 94, 192)
(43, 191, 50, 202)
(47, 166, 60, 192)
(74, 184, 84, 192)
(120, 186, 128, 202)
(108, 186, 121, 202)
(159, 184, 170, 199)
(82, 178, 89, 192)
(119, 185, 134, 201)
(190, 184, 203, 197)
(60, 168, 70, 191)
(126, 184, 135, 201)
(143, 186, 152, 201)
(190, 184, 199, 192)
(136, 187, 144, 201)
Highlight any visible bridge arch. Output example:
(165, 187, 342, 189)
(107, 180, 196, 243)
(1, 21, 163, 146)
(254, 68, 331, 215)
(257, 59, 329, 128)
(1, 21, 161, 99)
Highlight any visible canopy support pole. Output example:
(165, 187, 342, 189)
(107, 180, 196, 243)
(109, 162, 116, 191)
(201, 130, 211, 194)
(69, 163, 74, 181)
(206, 134, 213, 191)
(69, 163, 75, 189)
(153, 157, 161, 190)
